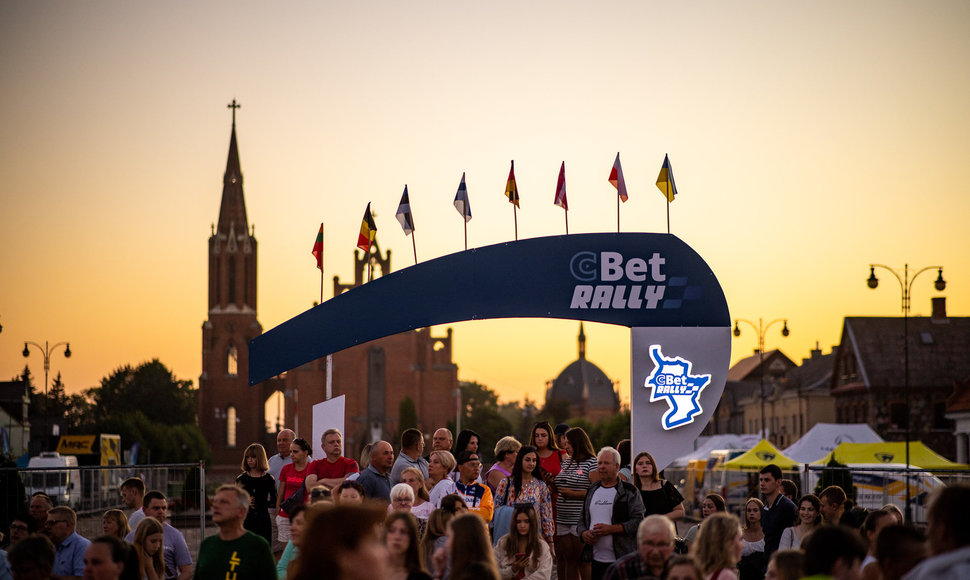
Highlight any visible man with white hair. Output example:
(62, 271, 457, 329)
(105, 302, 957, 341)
(193, 484, 276, 580)
(578, 447, 646, 580)
(603, 515, 677, 579)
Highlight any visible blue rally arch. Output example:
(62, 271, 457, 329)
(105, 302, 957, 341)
(250, 232, 731, 469)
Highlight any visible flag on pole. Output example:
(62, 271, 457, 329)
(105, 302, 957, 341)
(554, 161, 568, 211)
(609, 153, 628, 202)
(395, 185, 414, 235)
(311, 223, 324, 270)
(656, 154, 678, 202)
(505, 160, 520, 207)
(357, 202, 376, 252)
(454, 172, 472, 222)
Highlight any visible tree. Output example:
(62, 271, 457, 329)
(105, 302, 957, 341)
(90, 359, 196, 426)
(452, 381, 513, 464)
(86, 360, 209, 463)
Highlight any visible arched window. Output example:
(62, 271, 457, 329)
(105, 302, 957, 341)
(227, 344, 238, 377)
(227, 405, 237, 448)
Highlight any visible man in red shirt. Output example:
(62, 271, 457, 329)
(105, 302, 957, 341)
(304, 428, 359, 491)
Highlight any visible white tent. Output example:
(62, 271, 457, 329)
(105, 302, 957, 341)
(782, 423, 883, 464)
(668, 434, 762, 467)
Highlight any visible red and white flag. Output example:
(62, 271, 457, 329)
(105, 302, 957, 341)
(609, 152, 628, 202)
(554, 162, 568, 211)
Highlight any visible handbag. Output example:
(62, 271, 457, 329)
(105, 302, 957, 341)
(279, 484, 305, 514)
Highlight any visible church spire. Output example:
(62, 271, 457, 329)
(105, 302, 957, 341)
(217, 100, 248, 234)
(578, 322, 586, 360)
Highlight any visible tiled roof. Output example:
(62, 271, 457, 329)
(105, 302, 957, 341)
(786, 350, 836, 393)
(842, 316, 970, 388)
(727, 349, 795, 382)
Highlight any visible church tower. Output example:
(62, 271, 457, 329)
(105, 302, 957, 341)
(200, 103, 276, 473)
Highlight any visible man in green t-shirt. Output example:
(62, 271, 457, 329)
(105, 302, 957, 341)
(194, 484, 276, 580)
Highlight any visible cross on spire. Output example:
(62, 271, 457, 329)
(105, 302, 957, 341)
(227, 99, 241, 126)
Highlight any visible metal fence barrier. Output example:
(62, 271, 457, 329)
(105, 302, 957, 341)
(665, 464, 970, 525)
(2, 462, 208, 556)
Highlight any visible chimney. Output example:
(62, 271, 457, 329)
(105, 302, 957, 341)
(811, 341, 822, 360)
(931, 297, 948, 322)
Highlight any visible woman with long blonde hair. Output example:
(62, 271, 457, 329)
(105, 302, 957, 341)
(694, 512, 744, 580)
(132, 516, 165, 580)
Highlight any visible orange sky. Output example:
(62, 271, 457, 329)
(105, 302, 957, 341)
(1, 1, 969, 408)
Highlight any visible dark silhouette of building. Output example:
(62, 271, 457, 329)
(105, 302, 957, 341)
(199, 115, 458, 479)
(545, 323, 619, 422)
(831, 297, 969, 460)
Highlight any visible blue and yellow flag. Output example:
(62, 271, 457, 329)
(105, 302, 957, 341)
(656, 154, 678, 203)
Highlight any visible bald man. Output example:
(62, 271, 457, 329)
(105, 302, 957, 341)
(268, 429, 295, 481)
(356, 441, 394, 502)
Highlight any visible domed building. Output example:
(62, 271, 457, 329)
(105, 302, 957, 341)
(546, 324, 620, 422)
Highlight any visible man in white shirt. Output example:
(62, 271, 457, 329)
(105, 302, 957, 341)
(578, 447, 645, 580)
(267, 429, 295, 481)
(120, 477, 146, 529)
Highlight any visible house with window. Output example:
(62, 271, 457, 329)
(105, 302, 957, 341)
(830, 297, 970, 460)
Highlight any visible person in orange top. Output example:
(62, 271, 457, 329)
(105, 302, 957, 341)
(455, 451, 493, 523)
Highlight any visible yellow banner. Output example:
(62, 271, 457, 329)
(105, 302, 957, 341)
(56, 435, 97, 454)
(100, 434, 121, 466)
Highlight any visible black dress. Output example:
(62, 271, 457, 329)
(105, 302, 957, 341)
(235, 471, 276, 544)
(639, 480, 684, 517)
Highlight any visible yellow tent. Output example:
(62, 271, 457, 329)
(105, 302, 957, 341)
(719, 439, 800, 471)
(815, 441, 969, 470)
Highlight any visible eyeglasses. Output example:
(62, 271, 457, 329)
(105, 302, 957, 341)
(9, 524, 29, 531)
(45, 519, 68, 526)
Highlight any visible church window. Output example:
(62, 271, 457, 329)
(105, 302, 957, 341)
(226, 405, 237, 448)
(227, 344, 238, 377)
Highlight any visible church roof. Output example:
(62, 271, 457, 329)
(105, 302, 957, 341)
(217, 122, 249, 233)
(547, 358, 618, 411)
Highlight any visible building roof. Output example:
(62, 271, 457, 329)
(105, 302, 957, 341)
(216, 123, 249, 233)
(785, 346, 835, 393)
(727, 349, 795, 382)
(548, 358, 618, 411)
(841, 315, 970, 388)
(547, 324, 618, 411)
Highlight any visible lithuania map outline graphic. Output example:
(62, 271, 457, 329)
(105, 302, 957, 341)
(644, 345, 712, 430)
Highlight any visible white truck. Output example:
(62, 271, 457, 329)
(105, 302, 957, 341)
(25, 451, 82, 508)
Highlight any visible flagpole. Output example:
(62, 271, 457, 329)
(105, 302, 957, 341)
(463, 221, 467, 251)
(564, 211, 569, 235)
(411, 234, 418, 264)
(513, 206, 518, 240)
(321, 267, 332, 400)
(666, 199, 671, 234)
(617, 195, 621, 232)
(317, 230, 332, 401)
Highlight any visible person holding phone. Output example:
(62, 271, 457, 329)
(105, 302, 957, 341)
(496, 504, 552, 579)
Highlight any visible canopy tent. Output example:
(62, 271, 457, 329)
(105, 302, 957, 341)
(719, 439, 800, 471)
(815, 441, 969, 470)
(783, 423, 883, 464)
(668, 434, 762, 467)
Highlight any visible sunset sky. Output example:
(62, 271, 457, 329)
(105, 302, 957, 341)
(2, 1, 968, 410)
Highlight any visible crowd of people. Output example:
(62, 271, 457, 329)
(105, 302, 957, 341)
(1, 422, 968, 580)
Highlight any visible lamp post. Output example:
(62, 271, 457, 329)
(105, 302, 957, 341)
(866, 263, 945, 524)
(733, 318, 789, 441)
(22, 340, 71, 451)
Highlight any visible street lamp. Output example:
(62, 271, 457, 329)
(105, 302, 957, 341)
(22, 340, 71, 451)
(733, 318, 789, 441)
(866, 263, 945, 524)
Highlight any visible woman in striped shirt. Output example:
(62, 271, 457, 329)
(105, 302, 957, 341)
(554, 428, 600, 580)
